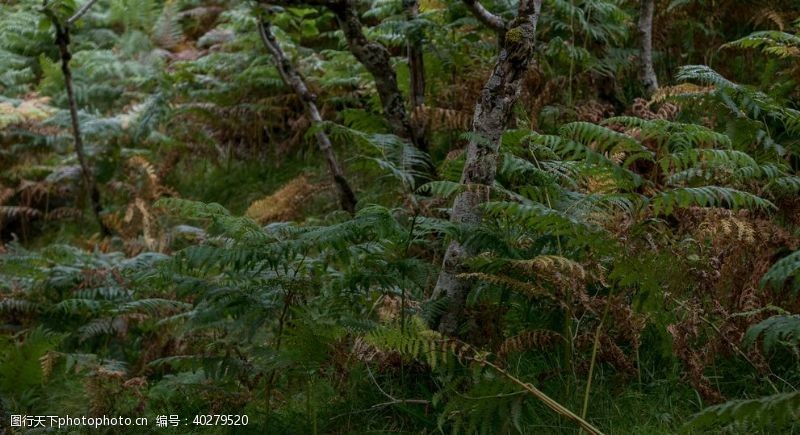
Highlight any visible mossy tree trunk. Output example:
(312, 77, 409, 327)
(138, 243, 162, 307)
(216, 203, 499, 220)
(638, 0, 658, 96)
(431, 0, 543, 335)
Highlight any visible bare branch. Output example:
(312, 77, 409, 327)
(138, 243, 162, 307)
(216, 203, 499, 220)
(261, 0, 426, 150)
(67, 0, 100, 26)
(258, 20, 357, 213)
(463, 0, 507, 33)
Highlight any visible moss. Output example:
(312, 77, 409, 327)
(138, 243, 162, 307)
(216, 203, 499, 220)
(505, 26, 524, 43)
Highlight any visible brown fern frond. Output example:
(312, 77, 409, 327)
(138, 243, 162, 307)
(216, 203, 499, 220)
(245, 175, 322, 224)
(40, 351, 59, 381)
(46, 207, 83, 221)
(0, 205, 41, 220)
(0, 187, 14, 205)
(457, 272, 558, 301)
(509, 255, 584, 275)
(498, 329, 564, 360)
(650, 84, 714, 104)
(411, 105, 472, 131)
(753, 8, 786, 30)
(576, 100, 615, 124)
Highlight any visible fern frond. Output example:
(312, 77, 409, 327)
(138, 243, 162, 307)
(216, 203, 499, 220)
(686, 391, 800, 431)
(743, 315, 800, 353)
(650, 187, 775, 215)
(761, 250, 800, 292)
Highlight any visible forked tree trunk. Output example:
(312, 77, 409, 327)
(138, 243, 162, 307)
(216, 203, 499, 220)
(431, 0, 543, 335)
(330, 1, 425, 150)
(638, 0, 658, 96)
(50, 18, 110, 236)
(264, 0, 427, 151)
(258, 21, 357, 214)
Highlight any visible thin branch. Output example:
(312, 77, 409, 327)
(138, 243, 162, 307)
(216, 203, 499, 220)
(462, 0, 507, 33)
(67, 0, 100, 26)
(257, 19, 357, 213)
(43, 7, 110, 236)
(371, 399, 431, 408)
(262, 0, 425, 150)
(365, 364, 429, 408)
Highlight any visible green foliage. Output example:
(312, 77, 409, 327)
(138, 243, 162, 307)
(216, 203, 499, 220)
(744, 314, 800, 353)
(1, 0, 800, 433)
(761, 249, 800, 293)
(685, 391, 800, 432)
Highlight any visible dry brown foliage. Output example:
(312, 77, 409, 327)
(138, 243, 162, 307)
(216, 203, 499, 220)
(245, 175, 323, 224)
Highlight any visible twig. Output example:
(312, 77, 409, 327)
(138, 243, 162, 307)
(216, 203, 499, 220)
(42, 6, 110, 236)
(67, 0, 100, 26)
(365, 364, 429, 408)
(257, 19, 357, 213)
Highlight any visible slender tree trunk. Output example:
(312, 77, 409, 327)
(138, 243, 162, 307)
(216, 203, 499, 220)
(404, 0, 428, 150)
(637, 0, 658, 96)
(329, 0, 427, 151)
(258, 21, 357, 214)
(404, 0, 425, 108)
(431, 0, 543, 335)
(52, 21, 110, 236)
(262, 0, 427, 151)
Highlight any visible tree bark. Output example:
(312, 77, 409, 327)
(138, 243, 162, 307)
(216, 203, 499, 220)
(258, 21, 357, 214)
(431, 0, 542, 335)
(404, 0, 425, 109)
(404, 0, 427, 150)
(262, 0, 427, 151)
(637, 0, 658, 96)
(51, 19, 110, 236)
(330, 0, 426, 150)
(462, 0, 507, 35)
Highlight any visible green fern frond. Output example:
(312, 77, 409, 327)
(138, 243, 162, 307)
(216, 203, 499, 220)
(743, 315, 800, 353)
(724, 31, 800, 58)
(650, 186, 775, 215)
(761, 250, 800, 292)
(686, 391, 800, 431)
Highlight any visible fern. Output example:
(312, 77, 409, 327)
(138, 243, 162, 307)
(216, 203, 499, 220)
(743, 315, 800, 353)
(761, 249, 800, 293)
(686, 391, 800, 431)
(724, 31, 800, 59)
(650, 186, 775, 215)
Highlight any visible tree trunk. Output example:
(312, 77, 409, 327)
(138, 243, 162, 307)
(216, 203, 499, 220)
(258, 21, 357, 214)
(404, 0, 428, 149)
(638, 0, 658, 96)
(330, 0, 427, 151)
(52, 21, 110, 236)
(262, 0, 427, 151)
(431, 0, 543, 335)
(405, 0, 425, 109)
